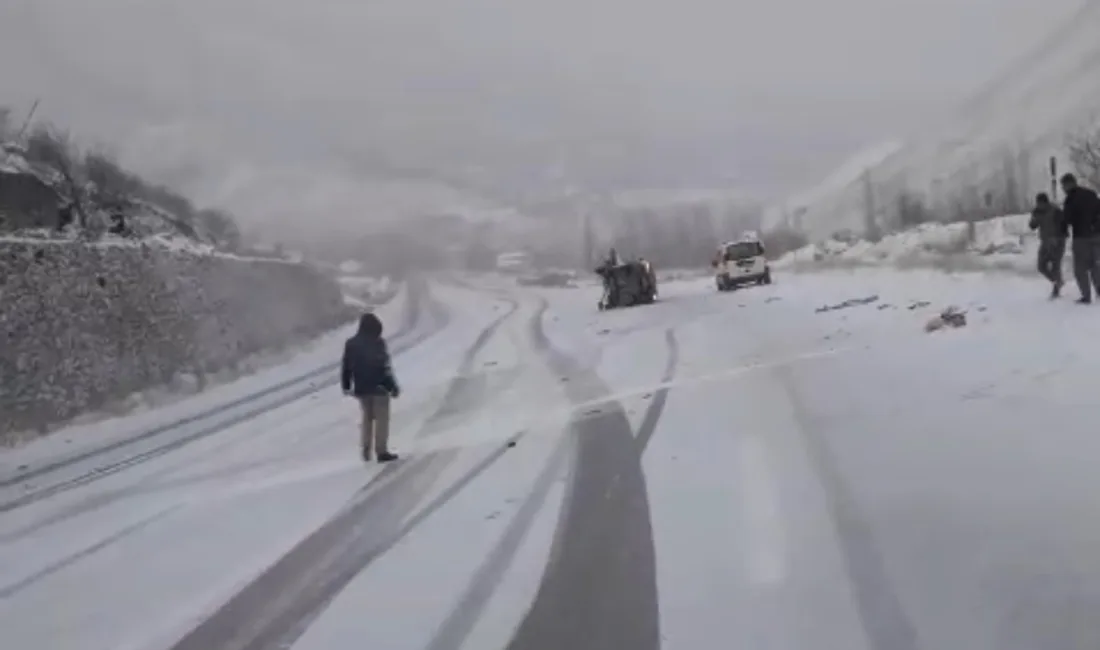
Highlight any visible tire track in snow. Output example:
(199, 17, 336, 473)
(0, 282, 418, 489)
(771, 349, 920, 650)
(0, 280, 447, 514)
(637, 328, 679, 454)
(497, 301, 675, 650)
(417, 290, 521, 437)
(0, 505, 181, 600)
(421, 325, 680, 650)
(165, 287, 529, 650)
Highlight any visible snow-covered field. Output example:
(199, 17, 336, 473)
(4, 268, 1100, 650)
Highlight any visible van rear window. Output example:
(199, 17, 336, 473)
(724, 242, 761, 259)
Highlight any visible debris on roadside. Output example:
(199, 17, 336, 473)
(816, 295, 879, 313)
(908, 300, 932, 310)
(925, 306, 967, 332)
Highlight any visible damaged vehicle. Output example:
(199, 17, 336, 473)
(596, 258, 658, 310)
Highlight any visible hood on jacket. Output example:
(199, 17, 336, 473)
(357, 312, 383, 338)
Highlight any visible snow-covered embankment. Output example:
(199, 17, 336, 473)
(1, 237, 357, 441)
(773, 214, 1040, 274)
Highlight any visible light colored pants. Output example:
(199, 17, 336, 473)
(358, 395, 391, 455)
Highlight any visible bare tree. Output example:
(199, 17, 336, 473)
(25, 125, 91, 230)
(896, 189, 931, 228)
(0, 106, 11, 140)
(861, 170, 881, 241)
(1067, 125, 1100, 189)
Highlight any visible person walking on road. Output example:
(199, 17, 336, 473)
(1060, 173, 1100, 304)
(1029, 192, 1067, 298)
(341, 312, 401, 462)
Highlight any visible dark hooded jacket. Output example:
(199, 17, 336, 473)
(341, 313, 399, 397)
(1062, 185, 1100, 239)
(1029, 203, 1067, 240)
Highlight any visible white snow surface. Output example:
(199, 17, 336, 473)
(5, 269, 1100, 649)
(774, 213, 1043, 274)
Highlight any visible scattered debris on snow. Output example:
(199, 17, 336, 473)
(816, 295, 880, 313)
(925, 306, 968, 332)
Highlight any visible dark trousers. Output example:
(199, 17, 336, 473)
(1037, 238, 1065, 283)
(1071, 237, 1100, 299)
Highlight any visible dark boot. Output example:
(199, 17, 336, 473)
(1051, 281, 1062, 299)
(1076, 297, 1092, 305)
(361, 446, 372, 462)
(377, 451, 399, 463)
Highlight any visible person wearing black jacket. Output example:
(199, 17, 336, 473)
(341, 313, 401, 462)
(1060, 173, 1100, 304)
(1028, 192, 1067, 298)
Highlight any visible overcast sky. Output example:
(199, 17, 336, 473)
(0, 0, 1087, 243)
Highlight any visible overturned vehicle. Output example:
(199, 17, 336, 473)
(596, 259, 658, 310)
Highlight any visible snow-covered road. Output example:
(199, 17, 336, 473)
(5, 269, 1100, 650)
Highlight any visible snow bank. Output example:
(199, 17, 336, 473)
(0, 239, 357, 440)
(774, 214, 1040, 273)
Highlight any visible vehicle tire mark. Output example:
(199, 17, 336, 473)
(421, 431, 573, 650)
(773, 362, 920, 650)
(0, 505, 180, 600)
(636, 327, 679, 453)
(267, 433, 525, 650)
(418, 293, 520, 437)
(502, 298, 664, 650)
(0, 406, 354, 543)
(0, 278, 430, 489)
(166, 285, 529, 650)
(0, 282, 448, 512)
(423, 307, 679, 650)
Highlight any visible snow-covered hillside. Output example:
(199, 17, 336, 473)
(790, 0, 1100, 241)
(773, 212, 1037, 274)
(762, 140, 902, 234)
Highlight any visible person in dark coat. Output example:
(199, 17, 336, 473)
(341, 312, 400, 462)
(1028, 192, 1067, 298)
(1060, 173, 1100, 303)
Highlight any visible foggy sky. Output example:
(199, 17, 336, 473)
(0, 0, 1086, 244)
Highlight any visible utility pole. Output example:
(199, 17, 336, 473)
(1050, 156, 1058, 203)
(16, 98, 40, 140)
(581, 210, 594, 270)
(862, 170, 879, 240)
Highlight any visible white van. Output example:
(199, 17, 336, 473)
(496, 251, 532, 275)
(712, 239, 771, 291)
